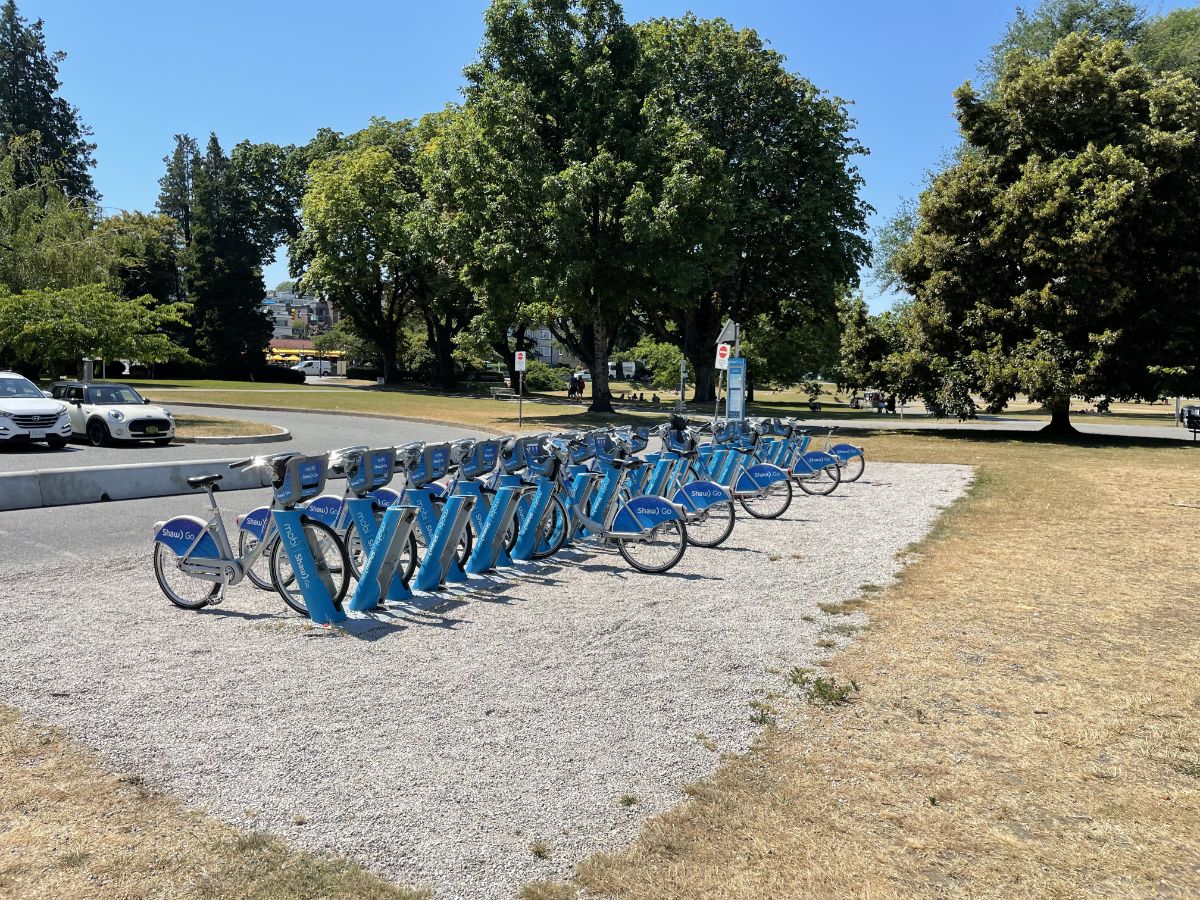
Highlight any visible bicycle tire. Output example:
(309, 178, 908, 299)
(237, 529, 275, 591)
(153, 543, 219, 610)
(797, 463, 841, 497)
(840, 452, 865, 483)
(345, 517, 419, 584)
(617, 519, 687, 573)
(685, 499, 736, 548)
(737, 478, 793, 519)
(531, 494, 569, 560)
(269, 519, 352, 618)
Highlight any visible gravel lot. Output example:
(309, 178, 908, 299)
(0, 461, 971, 898)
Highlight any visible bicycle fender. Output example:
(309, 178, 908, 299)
(610, 495, 683, 536)
(673, 480, 730, 512)
(735, 463, 789, 493)
(829, 442, 863, 461)
(368, 487, 403, 508)
(238, 505, 271, 540)
(303, 493, 343, 528)
(792, 451, 838, 475)
(154, 515, 220, 558)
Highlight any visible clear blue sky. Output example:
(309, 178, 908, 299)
(25, 0, 1196, 311)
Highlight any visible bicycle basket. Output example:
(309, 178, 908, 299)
(461, 439, 502, 478)
(410, 442, 450, 487)
(274, 454, 329, 506)
(346, 448, 396, 494)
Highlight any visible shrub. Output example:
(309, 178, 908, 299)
(522, 358, 566, 391)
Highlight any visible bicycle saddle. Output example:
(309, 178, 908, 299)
(186, 473, 222, 489)
(609, 456, 646, 470)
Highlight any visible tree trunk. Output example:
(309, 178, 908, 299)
(689, 353, 716, 404)
(587, 295, 613, 414)
(380, 344, 400, 384)
(430, 321, 457, 389)
(747, 371, 755, 404)
(1041, 396, 1079, 438)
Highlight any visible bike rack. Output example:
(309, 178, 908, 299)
(269, 455, 344, 626)
(347, 501, 418, 610)
(465, 480, 531, 574)
(413, 493, 476, 590)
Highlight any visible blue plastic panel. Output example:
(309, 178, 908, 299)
(155, 515, 219, 558)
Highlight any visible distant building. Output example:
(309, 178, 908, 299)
(525, 326, 575, 367)
(262, 291, 340, 340)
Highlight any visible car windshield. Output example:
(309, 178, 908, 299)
(86, 385, 144, 405)
(0, 378, 45, 399)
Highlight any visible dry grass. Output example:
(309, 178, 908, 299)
(0, 704, 426, 899)
(553, 431, 1200, 898)
(173, 413, 284, 438)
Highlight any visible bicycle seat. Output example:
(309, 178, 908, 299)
(186, 473, 222, 489)
(609, 457, 646, 470)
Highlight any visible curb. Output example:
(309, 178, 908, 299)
(175, 428, 292, 445)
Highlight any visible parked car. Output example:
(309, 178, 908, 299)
(49, 381, 176, 446)
(292, 359, 334, 377)
(0, 371, 72, 448)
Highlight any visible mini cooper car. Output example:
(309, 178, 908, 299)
(0, 371, 72, 448)
(49, 381, 176, 446)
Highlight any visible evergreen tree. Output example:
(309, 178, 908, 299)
(184, 134, 270, 367)
(156, 134, 199, 245)
(0, 0, 95, 199)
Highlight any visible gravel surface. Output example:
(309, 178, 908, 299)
(0, 461, 971, 898)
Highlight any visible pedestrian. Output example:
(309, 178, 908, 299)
(886, 394, 896, 414)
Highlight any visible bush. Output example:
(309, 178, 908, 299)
(522, 358, 567, 391)
(148, 360, 306, 384)
(347, 367, 383, 381)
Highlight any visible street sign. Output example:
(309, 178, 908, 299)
(514, 351, 527, 372)
(727, 357, 747, 420)
(715, 319, 739, 346)
(715, 343, 730, 370)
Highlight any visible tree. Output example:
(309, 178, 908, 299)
(894, 35, 1200, 435)
(312, 318, 375, 366)
(632, 15, 870, 402)
(297, 120, 425, 384)
(0, 0, 95, 200)
(184, 134, 271, 367)
(156, 134, 199, 245)
(1137, 7, 1200, 83)
(98, 212, 183, 303)
(462, 0, 651, 413)
(0, 283, 189, 372)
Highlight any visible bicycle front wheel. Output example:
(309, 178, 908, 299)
(269, 520, 351, 617)
(153, 543, 219, 610)
(738, 479, 793, 519)
(685, 499, 735, 548)
(841, 452, 865, 483)
(617, 519, 687, 573)
(531, 494, 569, 560)
(797, 464, 841, 497)
(346, 518, 419, 583)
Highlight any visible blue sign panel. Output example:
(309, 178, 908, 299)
(727, 357, 747, 420)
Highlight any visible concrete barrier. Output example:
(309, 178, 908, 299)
(0, 457, 278, 511)
(0, 471, 45, 511)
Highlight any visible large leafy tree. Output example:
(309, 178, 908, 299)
(97, 212, 183, 304)
(297, 119, 427, 384)
(894, 34, 1200, 434)
(632, 15, 870, 402)
(184, 134, 271, 366)
(1137, 6, 1200, 83)
(462, 0, 651, 413)
(0, 0, 95, 200)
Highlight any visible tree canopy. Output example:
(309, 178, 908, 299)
(891, 34, 1200, 432)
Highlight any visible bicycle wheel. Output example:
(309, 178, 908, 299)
(345, 517, 419, 583)
(531, 494, 569, 560)
(237, 529, 274, 590)
(685, 500, 735, 548)
(269, 519, 351, 617)
(417, 496, 473, 568)
(738, 478, 793, 519)
(840, 452, 865, 483)
(797, 464, 841, 497)
(153, 543, 219, 610)
(617, 519, 687, 573)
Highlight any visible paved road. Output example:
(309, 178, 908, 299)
(0, 405, 482, 472)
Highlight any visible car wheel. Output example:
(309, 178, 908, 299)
(46, 435, 67, 450)
(87, 419, 110, 447)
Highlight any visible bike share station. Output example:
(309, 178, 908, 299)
(152, 318, 867, 623)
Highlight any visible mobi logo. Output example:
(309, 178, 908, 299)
(282, 522, 311, 586)
(371, 453, 393, 476)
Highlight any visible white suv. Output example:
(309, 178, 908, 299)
(0, 372, 72, 449)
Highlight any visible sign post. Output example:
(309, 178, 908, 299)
(714, 343, 731, 423)
(514, 350, 527, 428)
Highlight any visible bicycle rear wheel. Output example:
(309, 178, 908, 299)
(153, 543, 219, 610)
(237, 529, 274, 590)
(269, 519, 351, 618)
(685, 500, 735, 548)
(797, 464, 841, 496)
(738, 479, 793, 519)
(617, 519, 687, 573)
(840, 452, 865, 482)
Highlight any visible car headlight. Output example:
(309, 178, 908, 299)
(163, 409, 174, 419)
(107, 410, 125, 422)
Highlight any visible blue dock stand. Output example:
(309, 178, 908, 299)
(413, 494, 476, 591)
(346, 500, 418, 611)
(272, 508, 346, 626)
(464, 484, 529, 574)
(510, 479, 557, 562)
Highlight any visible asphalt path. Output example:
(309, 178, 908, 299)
(0, 405, 483, 471)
